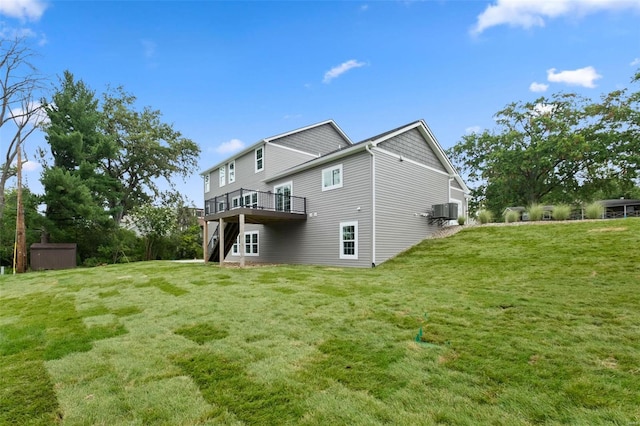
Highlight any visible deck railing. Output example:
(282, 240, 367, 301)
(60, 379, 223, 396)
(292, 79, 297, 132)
(205, 188, 307, 216)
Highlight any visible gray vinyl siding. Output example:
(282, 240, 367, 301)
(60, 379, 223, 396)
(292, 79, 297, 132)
(374, 149, 449, 265)
(377, 128, 446, 172)
(451, 178, 463, 190)
(206, 144, 315, 200)
(450, 186, 468, 218)
(270, 123, 350, 156)
(257, 152, 372, 267)
(264, 144, 317, 180)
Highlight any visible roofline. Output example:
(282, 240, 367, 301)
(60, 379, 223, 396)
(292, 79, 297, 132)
(265, 142, 370, 183)
(264, 119, 353, 145)
(369, 120, 469, 193)
(266, 120, 469, 193)
(200, 120, 352, 176)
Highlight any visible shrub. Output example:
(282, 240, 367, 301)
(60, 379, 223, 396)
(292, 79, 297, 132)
(585, 201, 604, 219)
(457, 216, 466, 226)
(504, 210, 520, 223)
(527, 204, 544, 221)
(552, 204, 572, 221)
(477, 209, 494, 224)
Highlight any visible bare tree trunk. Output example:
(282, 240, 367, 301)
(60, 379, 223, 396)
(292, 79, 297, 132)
(0, 37, 44, 224)
(15, 143, 26, 273)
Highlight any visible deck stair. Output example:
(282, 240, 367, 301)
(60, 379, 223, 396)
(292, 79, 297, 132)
(207, 222, 240, 262)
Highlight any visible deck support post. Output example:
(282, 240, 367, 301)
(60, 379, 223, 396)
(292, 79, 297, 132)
(239, 213, 246, 268)
(219, 218, 225, 267)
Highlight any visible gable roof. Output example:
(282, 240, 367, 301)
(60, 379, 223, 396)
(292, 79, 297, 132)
(266, 119, 469, 194)
(200, 120, 351, 176)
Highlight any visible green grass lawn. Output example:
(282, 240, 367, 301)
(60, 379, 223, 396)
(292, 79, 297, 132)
(1, 219, 639, 425)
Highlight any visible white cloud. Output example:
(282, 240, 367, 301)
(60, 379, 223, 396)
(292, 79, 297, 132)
(141, 39, 156, 59)
(631, 58, 640, 66)
(0, 0, 48, 21)
(323, 59, 366, 84)
(529, 82, 549, 92)
(22, 160, 40, 172)
(532, 103, 556, 116)
(465, 126, 482, 134)
(360, 4, 369, 12)
(0, 25, 48, 45)
(471, 0, 640, 35)
(215, 139, 245, 154)
(547, 66, 602, 88)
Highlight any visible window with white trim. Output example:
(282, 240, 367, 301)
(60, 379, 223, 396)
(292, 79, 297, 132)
(204, 174, 210, 192)
(232, 236, 239, 255)
(228, 161, 235, 183)
(322, 164, 343, 191)
(255, 146, 264, 172)
(245, 231, 259, 256)
(231, 231, 259, 256)
(219, 165, 226, 187)
(243, 192, 258, 208)
(274, 182, 292, 212)
(340, 221, 358, 260)
(231, 196, 241, 209)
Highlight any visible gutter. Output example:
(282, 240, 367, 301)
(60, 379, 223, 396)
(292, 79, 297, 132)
(365, 143, 376, 267)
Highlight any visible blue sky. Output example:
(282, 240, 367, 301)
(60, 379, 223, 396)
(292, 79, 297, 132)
(2, 0, 640, 206)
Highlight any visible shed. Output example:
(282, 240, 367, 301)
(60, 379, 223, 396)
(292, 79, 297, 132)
(30, 243, 77, 270)
(601, 199, 640, 219)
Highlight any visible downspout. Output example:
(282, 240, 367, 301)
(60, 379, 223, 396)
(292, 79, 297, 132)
(365, 143, 376, 267)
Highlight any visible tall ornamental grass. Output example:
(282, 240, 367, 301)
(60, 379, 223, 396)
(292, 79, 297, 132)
(504, 210, 520, 223)
(527, 203, 544, 221)
(585, 201, 605, 219)
(477, 209, 494, 224)
(552, 204, 572, 221)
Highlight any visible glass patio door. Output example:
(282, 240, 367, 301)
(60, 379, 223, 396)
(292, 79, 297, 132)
(274, 183, 292, 212)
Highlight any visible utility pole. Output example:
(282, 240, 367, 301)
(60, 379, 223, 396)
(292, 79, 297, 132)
(14, 140, 26, 273)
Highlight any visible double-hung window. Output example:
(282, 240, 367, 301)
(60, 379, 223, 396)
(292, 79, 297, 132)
(231, 196, 241, 209)
(231, 231, 259, 256)
(255, 146, 264, 173)
(228, 161, 235, 183)
(322, 164, 343, 191)
(204, 174, 210, 192)
(340, 221, 358, 260)
(245, 231, 259, 256)
(243, 192, 258, 208)
(219, 165, 226, 187)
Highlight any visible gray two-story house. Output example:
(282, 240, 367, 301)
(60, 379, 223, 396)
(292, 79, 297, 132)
(201, 119, 469, 268)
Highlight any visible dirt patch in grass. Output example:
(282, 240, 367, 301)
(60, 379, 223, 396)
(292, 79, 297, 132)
(588, 227, 628, 233)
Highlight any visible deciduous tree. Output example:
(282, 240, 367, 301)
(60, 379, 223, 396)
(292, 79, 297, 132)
(0, 37, 45, 223)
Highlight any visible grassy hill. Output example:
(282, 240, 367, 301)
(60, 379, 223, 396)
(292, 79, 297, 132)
(1, 219, 639, 425)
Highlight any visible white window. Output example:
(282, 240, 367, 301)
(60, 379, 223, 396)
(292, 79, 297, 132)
(274, 182, 292, 212)
(231, 196, 241, 209)
(243, 192, 258, 208)
(228, 161, 235, 183)
(340, 221, 358, 260)
(245, 231, 259, 256)
(231, 231, 259, 256)
(219, 165, 226, 187)
(217, 200, 225, 213)
(255, 146, 264, 172)
(322, 164, 343, 191)
(204, 174, 210, 192)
